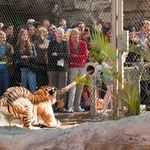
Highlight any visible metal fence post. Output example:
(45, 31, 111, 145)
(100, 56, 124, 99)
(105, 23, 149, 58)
(112, 0, 118, 117)
(112, 0, 125, 117)
(117, 0, 125, 116)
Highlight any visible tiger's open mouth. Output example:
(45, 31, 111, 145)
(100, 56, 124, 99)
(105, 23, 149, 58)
(49, 87, 57, 105)
(49, 87, 57, 96)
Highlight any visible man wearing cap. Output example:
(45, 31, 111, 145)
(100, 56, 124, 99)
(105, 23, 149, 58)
(26, 19, 39, 28)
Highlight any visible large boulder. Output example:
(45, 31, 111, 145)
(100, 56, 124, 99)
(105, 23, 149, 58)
(0, 112, 150, 150)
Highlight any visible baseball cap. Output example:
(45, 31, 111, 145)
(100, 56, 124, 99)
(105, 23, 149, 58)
(27, 19, 36, 24)
(0, 23, 4, 28)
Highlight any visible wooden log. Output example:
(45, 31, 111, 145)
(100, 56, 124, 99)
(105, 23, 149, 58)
(57, 69, 94, 96)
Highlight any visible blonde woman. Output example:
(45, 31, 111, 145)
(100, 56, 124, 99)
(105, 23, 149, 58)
(67, 28, 89, 112)
(34, 26, 49, 87)
(14, 28, 37, 92)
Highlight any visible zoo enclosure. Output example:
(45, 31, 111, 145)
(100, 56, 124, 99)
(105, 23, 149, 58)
(0, 0, 150, 115)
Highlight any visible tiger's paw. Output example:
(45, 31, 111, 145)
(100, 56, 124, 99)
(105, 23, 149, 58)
(56, 119, 61, 127)
(48, 119, 61, 128)
(26, 125, 41, 130)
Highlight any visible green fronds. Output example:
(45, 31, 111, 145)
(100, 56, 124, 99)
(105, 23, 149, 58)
(90, 30, 141, 116)
(121, 80, 140, 116)
(74, 76, 91, 85)
(90, 31, 116, 64)
(129, 44, 150, 62)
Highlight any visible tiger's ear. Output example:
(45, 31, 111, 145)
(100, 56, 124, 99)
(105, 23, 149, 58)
(49, 87, 57, 95)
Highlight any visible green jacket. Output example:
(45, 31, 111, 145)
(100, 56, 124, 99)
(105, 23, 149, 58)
(0, 43, 14, 65)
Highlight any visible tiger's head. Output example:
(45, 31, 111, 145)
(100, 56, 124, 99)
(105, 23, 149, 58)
(39, 85, 57, 105)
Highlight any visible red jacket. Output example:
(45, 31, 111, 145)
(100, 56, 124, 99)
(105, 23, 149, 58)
(69, 40, 88, 68)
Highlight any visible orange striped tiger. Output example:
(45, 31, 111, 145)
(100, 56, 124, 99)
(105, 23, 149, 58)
(0, 86, 60, 129)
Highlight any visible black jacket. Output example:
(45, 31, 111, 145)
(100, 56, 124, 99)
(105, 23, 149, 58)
(47, 40, 69, 71)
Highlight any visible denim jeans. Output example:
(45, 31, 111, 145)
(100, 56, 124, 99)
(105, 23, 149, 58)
(20, 68, 36, 92)
(0, 64, 10, 94)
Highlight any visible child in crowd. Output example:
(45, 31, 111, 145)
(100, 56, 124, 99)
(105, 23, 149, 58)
(101, 61, 113, 114)
(87, 54, 113, 114)
(80, 85, 103, 112)
(80, 55, 103, 112)
(80, 85, 91, 111)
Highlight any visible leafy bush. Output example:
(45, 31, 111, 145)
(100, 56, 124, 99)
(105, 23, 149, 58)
(90, 31, 141, 116)
(121, 81, 140, 116)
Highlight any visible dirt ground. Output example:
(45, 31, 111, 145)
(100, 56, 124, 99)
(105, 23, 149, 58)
(0, 111, 107, 129)
(0, 105, 146, 129)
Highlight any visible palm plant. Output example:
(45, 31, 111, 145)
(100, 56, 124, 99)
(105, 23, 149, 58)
(89, 30, 141, 116)
(121, 74, 140, 116)
(90, 31, 116, 64)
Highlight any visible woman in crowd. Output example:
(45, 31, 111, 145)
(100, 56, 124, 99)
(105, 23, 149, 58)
(58, 19, 67, 31)
(27, 24, 37, 43)
(100, 60, 113, 115)
(0, 31, 14, 95)
(41, 19, 50, 31)
(81, 27, 92, 50)
(34, 26, 49, 87)
(14, 28, 37, 92)
(67, 28, 89, 112)
(5, 24, 15, 47)
(48, 24, 57, 42)
(47, 27, 70, 111)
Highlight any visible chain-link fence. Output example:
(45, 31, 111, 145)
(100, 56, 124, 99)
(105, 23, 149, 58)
(123, 0, 150, 109)
(0, 0, 113, 113)
(0, 0, 150, 113)
(0, 0, 112, 28)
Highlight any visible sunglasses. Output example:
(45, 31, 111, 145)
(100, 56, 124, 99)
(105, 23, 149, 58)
(49, 28, 56, 31)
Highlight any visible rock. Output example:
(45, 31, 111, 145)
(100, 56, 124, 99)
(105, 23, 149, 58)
(0, 113, 150, 150)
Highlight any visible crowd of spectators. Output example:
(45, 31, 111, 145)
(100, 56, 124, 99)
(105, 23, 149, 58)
(0, 17, 149, 113)
(125, 20, 150, 107)
(0, 18, 112, 113)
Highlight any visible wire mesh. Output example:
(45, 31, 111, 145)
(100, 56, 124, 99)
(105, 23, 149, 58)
(0, 0, 113, 114)
(1, 0, 150, 113)
(123, 0, 150, 106)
